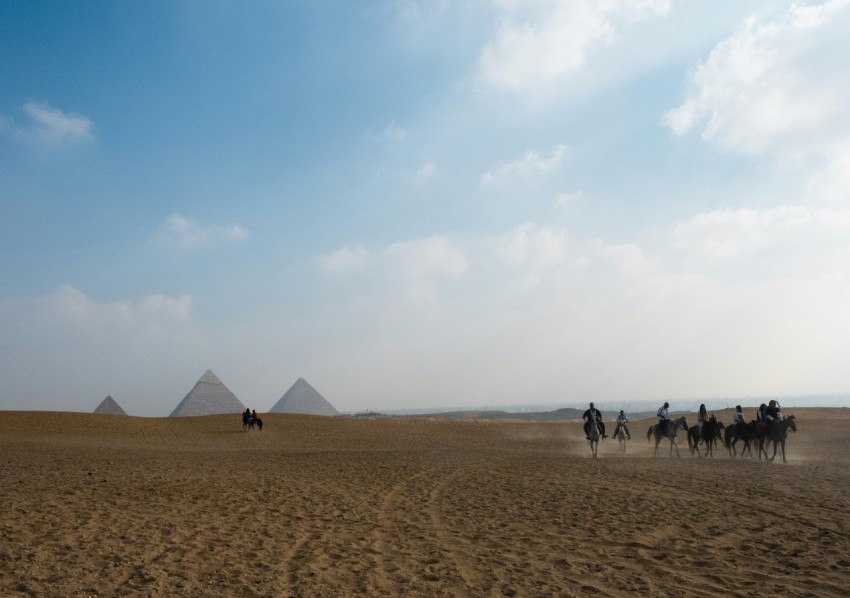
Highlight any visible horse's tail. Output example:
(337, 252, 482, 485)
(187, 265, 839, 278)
(647, 425, 654, 443)
(687, 429, 694, 450)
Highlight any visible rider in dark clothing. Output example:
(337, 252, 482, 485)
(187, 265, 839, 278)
(582, 402, 607, 439)
(764, 400, 780, 434)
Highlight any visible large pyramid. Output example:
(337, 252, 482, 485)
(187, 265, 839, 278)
(169, 369, 246, 417)
(270, 378, 338, 416)
(93, 395, 127, 415)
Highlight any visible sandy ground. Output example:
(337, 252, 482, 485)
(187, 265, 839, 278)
(1, 408, 849, 597)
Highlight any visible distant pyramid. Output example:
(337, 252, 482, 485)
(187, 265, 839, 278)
(270, 378, 338, 416)
(169, 369, 246, 417)
(93, 395, 127, 415)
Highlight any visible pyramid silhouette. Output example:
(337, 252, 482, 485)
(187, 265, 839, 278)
(93, 395, 127, 415)
(270, 378, 338, 416)
(169, 369, 246, 417)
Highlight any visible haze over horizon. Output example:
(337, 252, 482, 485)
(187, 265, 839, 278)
(3, 1, 850, 416)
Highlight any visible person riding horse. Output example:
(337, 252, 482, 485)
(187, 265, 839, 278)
(582, 402, 607, 440)
(764, 400, 781, 435)
(615, 410, 631, 440)
(731, 405, 745, 430)
(756, 403, 767, 424)
(697, 404, 708, 442)
(242, 408, 251, 426)
(657, 402, 670, 435)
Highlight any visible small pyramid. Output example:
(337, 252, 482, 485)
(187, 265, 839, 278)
(94, 395, 127, 415)
(169, 369, 246, 417)
(270, 378, 338, 416)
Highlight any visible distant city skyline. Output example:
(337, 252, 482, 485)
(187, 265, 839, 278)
(3, 1, 850, 416)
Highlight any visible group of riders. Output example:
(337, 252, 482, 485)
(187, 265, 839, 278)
(582, 402, 631, 441)
(582, 399, 785, 442)
(242, 408, 259, 426)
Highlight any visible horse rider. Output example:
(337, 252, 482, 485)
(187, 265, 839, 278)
(657, 402, 670, 435)
(615, 410, 631, 439)
(582, 402, 607, 439)
(756, 403, 767, 423)
(243, 408, 251, 425)
(764, 400, 780, 434)
(252, 409, 258, 423)
(732, 405, 745, 429)
(697, 403, 708, 441)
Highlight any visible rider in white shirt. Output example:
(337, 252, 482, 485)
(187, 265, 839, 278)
(615, 410, 631, 439)
(657, 402, 669, 435)
(732, 405, 745, 426)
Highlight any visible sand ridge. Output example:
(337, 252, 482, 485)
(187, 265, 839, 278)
(1, 409, 849, 596)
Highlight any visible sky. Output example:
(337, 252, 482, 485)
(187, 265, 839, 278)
(2, 0, 850, 416)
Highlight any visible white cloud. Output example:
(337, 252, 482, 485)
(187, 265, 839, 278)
(481, 144, 566, 188)
(222, 224, 249, 241)
(478, 0, 671, 91)
(497, 222, 567, 268)
(386, 235, 468, 280)
(158, 214, 249, 249)
(305, 219, 850, 407)
(320, 245, 371, 272)
(42, 284, 192, 326)
(554, 190, 584, 210)
(1, 101, 94, 146)
(664, 0, 850, 198)
(414, 161, 437, 185)
(322, 235, 467, 301)
(671, 205, 850, 261)
(368, 120, 408, 142)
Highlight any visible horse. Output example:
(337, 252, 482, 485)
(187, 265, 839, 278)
(755, 415, 796, 463)
(725, 420, 756, 458)
(242, 414, 263, 432)
(687, 416, 724, 458)
(647, 416, 689, 457)
(614, 424, 628, 454)
(586, 413, 602, 458)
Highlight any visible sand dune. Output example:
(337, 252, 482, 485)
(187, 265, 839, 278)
(1, 408, 848, 596)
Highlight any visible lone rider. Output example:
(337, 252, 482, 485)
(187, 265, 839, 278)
(657, 402, 670, 435)
(615, 410, 631, 439)
(582, 402, 607, 439)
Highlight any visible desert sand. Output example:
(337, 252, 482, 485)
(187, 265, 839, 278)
(1, 408, 849, 597)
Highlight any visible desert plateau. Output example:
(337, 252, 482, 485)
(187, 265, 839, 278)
(2, 408, 849, 597)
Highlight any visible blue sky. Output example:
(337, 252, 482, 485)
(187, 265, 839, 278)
(2, 0, 850, 415)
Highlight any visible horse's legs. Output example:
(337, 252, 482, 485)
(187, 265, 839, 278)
(768, 439, 778, 462)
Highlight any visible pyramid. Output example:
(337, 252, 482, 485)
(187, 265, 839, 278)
(270, 378, 338, 416)
(93, 395, 127, 415)
(169, 369, 246, 417)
